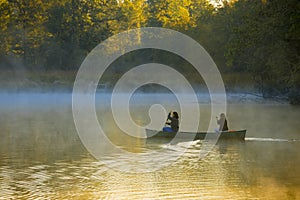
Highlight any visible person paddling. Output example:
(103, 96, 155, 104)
(216, 113, 229, 131)
(163, 111, 179, 132)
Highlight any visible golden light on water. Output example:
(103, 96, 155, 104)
(0, 93, 300, 199)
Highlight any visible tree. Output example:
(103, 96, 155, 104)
(219, 0, 300, 102)
(0, 0, 12, 56)
(148, 0, 195, 30)
(117, 0, 149, 31)
(44, 0, 123, 69)
(3, 0, 51, 68)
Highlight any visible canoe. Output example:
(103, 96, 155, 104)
(146, 129, 246, 140)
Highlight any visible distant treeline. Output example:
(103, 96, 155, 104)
(0, 0, 299, 103)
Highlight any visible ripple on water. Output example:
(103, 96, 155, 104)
(1, 99, 300, 199)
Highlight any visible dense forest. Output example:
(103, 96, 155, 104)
(0, 0, 299, 103)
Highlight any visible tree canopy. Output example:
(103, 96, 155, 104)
(0, 0, 299, 103)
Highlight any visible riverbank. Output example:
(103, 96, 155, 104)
(0, 69, 255, 91)
(0, 70, 289, 104)
(0, 70, 76, 92)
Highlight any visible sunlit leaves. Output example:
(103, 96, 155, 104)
(107, 0, 148, 35)
(152, 0, 194, 29)
(0, 0, 12, 53)
(0, 0, 52, 67)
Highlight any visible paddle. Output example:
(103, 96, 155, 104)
(165, 111, 172, 126)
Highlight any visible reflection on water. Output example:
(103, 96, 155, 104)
(0, 93, 300, 199)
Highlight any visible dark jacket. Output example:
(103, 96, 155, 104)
(217, 118, 228, 131)
(166, 115, 179, 132)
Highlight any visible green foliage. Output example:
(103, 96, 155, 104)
(0, 0, 12, 54)
(0, 0, 51, 68)
(219, 0, 299, 102)
(118, 0, 149, 30)
(0, 0, 299, 103)
(148, 0, 211, 30)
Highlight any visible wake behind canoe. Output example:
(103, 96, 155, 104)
(146, 129, 246, 140)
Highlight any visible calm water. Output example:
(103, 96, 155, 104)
(0, 93, 300, 199)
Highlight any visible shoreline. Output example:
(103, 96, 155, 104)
(0, 70, 291, 105)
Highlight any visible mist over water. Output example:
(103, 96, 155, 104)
(0, 92, 299, 199)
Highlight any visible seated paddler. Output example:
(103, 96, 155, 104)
(163, 111, 179, 132)
(216, 113, 229, 132)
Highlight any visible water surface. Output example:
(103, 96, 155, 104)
(0, 93, 299, 199)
